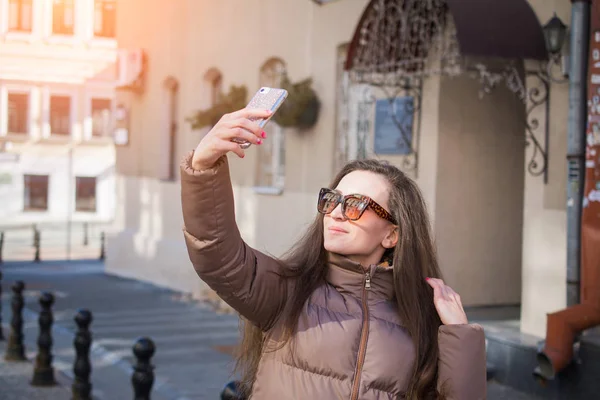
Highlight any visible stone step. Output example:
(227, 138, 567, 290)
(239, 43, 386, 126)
(483, 321, 600, 400)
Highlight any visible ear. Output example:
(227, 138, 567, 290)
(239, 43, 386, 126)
(381, 226, 399, 249)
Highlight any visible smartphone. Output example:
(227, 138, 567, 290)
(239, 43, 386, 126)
(231, 87, 288, 149)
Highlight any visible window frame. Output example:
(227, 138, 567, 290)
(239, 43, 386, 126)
(93, 0, 115, 38)
(23, 174, 49, 212)
(90, 97, 113, 138)
(51, 0, 75, 36)
(7, 0, 33, 33)
(253, 58, 287, 195)
(158, 76, 179, 181)
(0, 84, 35, 138)
(7, 91, 30, 135)
(75, 176, 97, 212)
(202, 67, 223, 109)
(49, 93, 73, 136)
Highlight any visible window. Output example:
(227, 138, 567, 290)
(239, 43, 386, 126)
(52, 0, 75, 35)
(159, 77, 178, 180)
(7, 93, 29, 134)
(334, 44, 374, 166)
(75, 177, 96, 212)
(24, 175, 49, 211)
(50, 95, 71, 135)
(91, 98, 112, 137)
(255, 58, 286, 190)
(203, 68, 223, 107)
(8, 0, 32, 32)
(94, 0, 116, 38)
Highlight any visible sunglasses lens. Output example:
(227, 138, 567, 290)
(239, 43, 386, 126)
(343, 196, 366, 220)
(318, 189, 339, 214)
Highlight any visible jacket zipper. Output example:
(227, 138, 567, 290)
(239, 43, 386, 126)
(350, 271, 371, 400)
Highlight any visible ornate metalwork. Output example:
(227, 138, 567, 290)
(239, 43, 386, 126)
(379, 80, 423, 172)
(336, 74, 422, 174)
(340, 0, 452, 176)
(343, 0, 568, 183)
(347, 0, 449, 84)
(459, 59, 558, 184)
(524, 63, 551, 183)
(354, 84, 374, 160)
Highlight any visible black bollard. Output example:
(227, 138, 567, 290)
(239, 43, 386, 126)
(72, 309, 93, 400)
(99, 232, 105, 261)
(0, 231, 4, 264)
(5, 281, 26, 361)
(33, 229, 40, 263)
(31, 292, 57, 386)
(0, 270, 4, 341)
(83, 223, 89, 247)
(132, 337, 155, 400)
(221, 381, 245, 400)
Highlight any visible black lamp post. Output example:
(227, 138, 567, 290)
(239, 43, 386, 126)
(542, 13, 568, 56)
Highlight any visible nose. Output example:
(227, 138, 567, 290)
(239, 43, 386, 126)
(329, 203, 346, 221)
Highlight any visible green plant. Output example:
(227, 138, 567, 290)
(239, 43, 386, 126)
(273, 75, 320, 130)
(187, 85, 248, 129)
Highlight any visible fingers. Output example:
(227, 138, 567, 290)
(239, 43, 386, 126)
(426, 278, 461, 303)
(446, 286, 462, 305)
(426, 278, 468, 325)
(225, 118, 264, 144)
(425, 278, 443, 301)
(220, 140, 246, 159)
(226, 108, 272, 122)
(194, 109, 270, 165)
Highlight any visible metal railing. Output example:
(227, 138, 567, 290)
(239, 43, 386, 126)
(0, 222, 111, 263)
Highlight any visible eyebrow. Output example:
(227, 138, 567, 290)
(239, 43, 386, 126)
(335, 189, 370, 197)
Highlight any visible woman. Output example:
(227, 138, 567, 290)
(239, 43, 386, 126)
(181, 108, 486, 399)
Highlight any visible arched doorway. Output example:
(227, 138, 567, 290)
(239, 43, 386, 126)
(340, 0, 553, 307)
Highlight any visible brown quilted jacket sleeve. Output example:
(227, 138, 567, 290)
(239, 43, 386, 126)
(437, 324, 487, 399)
(180, 151, 288, 331)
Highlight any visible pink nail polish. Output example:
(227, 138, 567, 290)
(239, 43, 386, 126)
(262, 131, 267, 138)
(257, 139, 262, 145)
(425, 277, 430, 281)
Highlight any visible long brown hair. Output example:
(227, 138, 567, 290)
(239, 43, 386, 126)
(236, 159, 444, 399)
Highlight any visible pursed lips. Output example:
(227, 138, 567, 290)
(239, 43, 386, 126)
(328, 226, 348, 233)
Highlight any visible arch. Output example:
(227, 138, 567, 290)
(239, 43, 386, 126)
(163, 75, 179, 91)
(203, 67, 223, 106)
(259, 57, 287, 87)
(446, 0, 547, 60)
(203, 67, 222, 83)
(345, 0, 548, 73)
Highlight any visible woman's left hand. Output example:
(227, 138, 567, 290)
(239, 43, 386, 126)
(426, 278, 469, 325)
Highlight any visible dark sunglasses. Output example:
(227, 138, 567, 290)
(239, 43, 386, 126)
(317, 188, 396, 224)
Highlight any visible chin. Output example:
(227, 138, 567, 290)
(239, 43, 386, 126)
(324, 238, 351, 255)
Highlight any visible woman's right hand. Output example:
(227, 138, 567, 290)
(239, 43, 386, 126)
(191, 108, 272, 171)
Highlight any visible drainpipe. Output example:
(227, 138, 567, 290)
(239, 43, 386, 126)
(535, 0, 600, 381)
(566, 0, 590, 309)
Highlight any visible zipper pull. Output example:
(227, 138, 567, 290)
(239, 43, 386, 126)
(365, 272, 371, 289)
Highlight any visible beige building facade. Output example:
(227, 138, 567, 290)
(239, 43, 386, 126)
(0, 0, 118, 241)
(108, 0, 572, 338)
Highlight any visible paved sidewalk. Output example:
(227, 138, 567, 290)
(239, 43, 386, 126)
(1, 260, 240, 400)
(0, 342, 71, 400)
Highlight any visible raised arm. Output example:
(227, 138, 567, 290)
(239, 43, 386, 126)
(180, 108, 289, 330)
